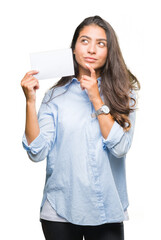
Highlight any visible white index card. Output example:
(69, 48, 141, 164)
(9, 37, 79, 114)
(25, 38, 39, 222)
(30, 48, 75, 80)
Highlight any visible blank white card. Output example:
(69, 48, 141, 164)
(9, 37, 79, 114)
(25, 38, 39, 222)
(30, 48, 75, 80)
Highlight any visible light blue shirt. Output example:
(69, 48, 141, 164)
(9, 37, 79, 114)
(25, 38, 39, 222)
(22, 77, 136, 226)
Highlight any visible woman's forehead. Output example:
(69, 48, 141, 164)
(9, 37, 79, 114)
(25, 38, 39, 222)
(78, 25, 107, 39)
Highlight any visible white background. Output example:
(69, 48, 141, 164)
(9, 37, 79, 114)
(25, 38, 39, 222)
(0, 0, 160, 239)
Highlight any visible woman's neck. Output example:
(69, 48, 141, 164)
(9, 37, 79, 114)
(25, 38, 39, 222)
(77, 67, 101, 81)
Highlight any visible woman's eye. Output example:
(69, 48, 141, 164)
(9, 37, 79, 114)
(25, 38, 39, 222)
(98, 42, 105, 47)
(81, 39, 88, 44)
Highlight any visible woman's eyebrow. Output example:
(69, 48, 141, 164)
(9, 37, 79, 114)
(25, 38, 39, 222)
(80, 35, 107, 41)
(97, 38, 107, 42)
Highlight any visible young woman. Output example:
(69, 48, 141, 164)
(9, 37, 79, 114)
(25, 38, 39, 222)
(21, 15, 140, 240)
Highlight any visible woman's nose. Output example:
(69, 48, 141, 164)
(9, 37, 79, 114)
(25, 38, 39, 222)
(87, 43, 96, 54)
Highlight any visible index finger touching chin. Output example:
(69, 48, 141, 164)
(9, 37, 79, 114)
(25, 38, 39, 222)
(85, 63, 96, 78)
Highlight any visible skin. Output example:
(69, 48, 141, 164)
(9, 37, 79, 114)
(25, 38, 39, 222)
(21, 70, 40, 145)
(21, 25, 115, 145)
(74, 24, 108, 80)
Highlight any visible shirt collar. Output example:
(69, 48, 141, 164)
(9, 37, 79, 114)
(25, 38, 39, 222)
(64, 77, 101, 88)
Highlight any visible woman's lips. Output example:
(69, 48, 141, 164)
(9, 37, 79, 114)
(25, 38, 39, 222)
(84, 57, 97, 63)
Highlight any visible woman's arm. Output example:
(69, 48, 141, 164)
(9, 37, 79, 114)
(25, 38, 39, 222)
(25, 101, 40, 145)
(80, 64, 114, 139)
(21, 70, 40, 145)
(91, 97, 115, 139)
(91, 96, 136, 158)
(21, 71, 56, 162)
(80, 64, 136, 158)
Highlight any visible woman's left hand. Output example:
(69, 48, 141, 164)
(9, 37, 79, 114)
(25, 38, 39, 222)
(80, 63, 101, 103)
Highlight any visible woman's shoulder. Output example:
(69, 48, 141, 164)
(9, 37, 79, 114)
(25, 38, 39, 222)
(42, 84, 69, 103)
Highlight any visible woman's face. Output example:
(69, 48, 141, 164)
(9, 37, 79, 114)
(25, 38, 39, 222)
(74, 24, 108, 78)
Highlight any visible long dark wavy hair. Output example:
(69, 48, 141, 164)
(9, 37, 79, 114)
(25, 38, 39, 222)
(47, 15, 140, 131)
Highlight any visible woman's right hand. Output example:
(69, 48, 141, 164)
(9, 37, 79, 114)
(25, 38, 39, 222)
(21, 70, 40, 103)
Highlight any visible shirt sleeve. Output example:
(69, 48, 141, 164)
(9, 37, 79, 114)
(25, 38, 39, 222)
(102, 90, 136, 158)
(22, 91, 57, 162)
